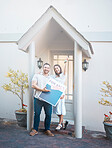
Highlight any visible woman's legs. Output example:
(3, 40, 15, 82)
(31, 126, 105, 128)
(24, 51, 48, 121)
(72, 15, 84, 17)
(58, 115, 63, 125)
(55, 115, 63, 130)
(56, 115, 68, 130)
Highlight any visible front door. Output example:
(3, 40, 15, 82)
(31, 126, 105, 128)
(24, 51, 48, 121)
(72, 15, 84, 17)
(51, 53, 74, 120)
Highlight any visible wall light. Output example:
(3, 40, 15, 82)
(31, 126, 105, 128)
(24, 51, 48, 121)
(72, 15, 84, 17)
(82, 59, 89, 71)
(37, 58, 43, 69)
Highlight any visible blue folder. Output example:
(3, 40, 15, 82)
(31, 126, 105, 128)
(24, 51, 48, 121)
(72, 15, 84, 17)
(39, 84, 63, 106)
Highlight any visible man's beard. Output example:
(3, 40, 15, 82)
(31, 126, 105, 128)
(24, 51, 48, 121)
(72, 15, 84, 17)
(43, 70, 49, 74)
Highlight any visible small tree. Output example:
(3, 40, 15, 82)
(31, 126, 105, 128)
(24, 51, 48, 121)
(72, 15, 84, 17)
(99, 81, 112, 121)
(99, 81, 112, 106)
(2, 69, 29, 112)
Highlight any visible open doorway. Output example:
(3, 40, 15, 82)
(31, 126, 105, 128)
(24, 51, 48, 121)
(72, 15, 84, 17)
(51, 51, 74, 121)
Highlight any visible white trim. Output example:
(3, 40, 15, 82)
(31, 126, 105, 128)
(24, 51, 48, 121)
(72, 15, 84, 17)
(0, 41, 17, 43)
(18, 9, 53, 51)
(90, 41, 112, 43)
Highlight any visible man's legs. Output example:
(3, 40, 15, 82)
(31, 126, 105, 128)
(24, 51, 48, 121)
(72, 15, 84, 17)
(43, 102, 52, 131)
(44, 102, 54, 136)
(33, 98, 43, 131)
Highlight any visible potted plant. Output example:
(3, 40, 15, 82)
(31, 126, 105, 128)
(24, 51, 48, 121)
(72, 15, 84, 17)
(99, 81, 112, 139)
(2, 68, 29, 127)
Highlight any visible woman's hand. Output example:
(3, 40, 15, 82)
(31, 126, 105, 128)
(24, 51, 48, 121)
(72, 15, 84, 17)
(60, 95, 64, 99)
(64, 58, 68, 75)
(42, 87, 50, 92)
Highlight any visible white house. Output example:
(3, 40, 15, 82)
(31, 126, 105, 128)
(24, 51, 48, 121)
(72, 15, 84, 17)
(0, 0, 112, 138)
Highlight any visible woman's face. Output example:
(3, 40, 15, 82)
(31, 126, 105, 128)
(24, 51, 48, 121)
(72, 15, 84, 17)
(54, 66, 61, 75)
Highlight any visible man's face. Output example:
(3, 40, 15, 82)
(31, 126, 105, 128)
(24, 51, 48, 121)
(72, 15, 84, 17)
(43, 64, 50, 74)
(54, 66, 60, 75)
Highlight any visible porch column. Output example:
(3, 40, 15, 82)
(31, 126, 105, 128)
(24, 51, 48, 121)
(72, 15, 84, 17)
(73, 41, 82, 138)
(27, 41, 35, 131)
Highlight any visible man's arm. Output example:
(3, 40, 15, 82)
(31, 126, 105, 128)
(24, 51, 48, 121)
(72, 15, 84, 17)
(32, 80, 50, 92)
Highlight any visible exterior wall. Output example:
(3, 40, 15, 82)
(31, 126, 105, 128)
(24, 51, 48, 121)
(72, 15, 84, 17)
(0, 43, 49, 120)
(0, 43, 29, 119)
(82, 42, 112, 132)
(0, 0, 111, 33)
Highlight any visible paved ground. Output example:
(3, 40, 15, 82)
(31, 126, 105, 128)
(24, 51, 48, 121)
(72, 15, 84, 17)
(0, 118, 112, 148)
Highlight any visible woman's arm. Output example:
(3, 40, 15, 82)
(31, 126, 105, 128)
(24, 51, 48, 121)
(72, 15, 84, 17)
(63, 59, 68, 75)
(60, 95, 64, 99)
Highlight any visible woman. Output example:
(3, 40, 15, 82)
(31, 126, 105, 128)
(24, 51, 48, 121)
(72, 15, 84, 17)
(53, 60, 68, 130)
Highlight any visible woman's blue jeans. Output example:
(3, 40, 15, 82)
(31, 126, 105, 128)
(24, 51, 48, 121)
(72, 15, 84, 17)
(33, 97, 52, 131)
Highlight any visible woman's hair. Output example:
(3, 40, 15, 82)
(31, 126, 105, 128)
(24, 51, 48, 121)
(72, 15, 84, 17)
(54, 64, 62, 75)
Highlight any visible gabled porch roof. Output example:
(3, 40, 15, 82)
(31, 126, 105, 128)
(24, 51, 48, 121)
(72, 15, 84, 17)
(18, 6, 94, 58)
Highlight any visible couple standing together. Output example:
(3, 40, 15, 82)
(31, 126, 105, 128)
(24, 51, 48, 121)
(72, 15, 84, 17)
(30, 61, 67, 137)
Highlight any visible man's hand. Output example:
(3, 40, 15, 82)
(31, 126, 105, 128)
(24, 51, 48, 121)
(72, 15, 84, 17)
(42, 87, 50, 92)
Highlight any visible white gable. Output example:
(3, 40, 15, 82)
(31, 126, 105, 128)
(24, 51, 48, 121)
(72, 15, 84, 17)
(18, 6, 94, 57)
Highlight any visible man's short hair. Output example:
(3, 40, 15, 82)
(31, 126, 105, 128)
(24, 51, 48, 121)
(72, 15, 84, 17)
(43, 63, 50, 67)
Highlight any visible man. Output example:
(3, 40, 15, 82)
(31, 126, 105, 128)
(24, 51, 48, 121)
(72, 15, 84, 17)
(30, 63, 54, 136)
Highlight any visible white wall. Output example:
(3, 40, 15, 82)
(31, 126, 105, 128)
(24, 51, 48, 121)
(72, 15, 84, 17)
(0, 0, 112, 33)
(0, 43, 29, 119)
(0, 43, 50, 120)
(82, 42, 112, 132)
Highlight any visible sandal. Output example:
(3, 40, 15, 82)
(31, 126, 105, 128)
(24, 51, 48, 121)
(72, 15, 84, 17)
(29, 129, 38, 136)
(55, 124, 62, 131)
(63, 121, 68, 130)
